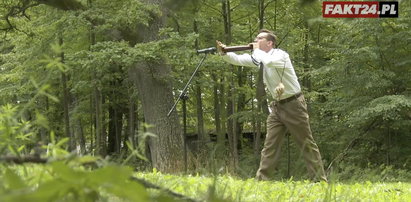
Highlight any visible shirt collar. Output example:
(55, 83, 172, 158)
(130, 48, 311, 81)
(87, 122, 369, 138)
(268, 48, 275, 55)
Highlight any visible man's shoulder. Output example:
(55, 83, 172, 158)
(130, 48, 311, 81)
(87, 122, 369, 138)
(272, 49, 289, 57)
(273, 48, 287, 53)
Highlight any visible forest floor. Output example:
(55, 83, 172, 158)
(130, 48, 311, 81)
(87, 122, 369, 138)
(137, 172, 411, 201)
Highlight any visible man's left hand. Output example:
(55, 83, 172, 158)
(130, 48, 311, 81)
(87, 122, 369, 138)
(251, 42, 259, 50)
(275, 82, 285, 99)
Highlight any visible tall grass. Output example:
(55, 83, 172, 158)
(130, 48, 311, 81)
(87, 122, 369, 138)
(137, 172, 411, 201)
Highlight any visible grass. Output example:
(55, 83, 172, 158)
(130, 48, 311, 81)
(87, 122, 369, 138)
(2, 164, 410, 201)
(136, 172, 411, 201)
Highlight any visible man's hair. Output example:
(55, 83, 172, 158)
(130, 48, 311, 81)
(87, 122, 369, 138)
(259, 29, 277, 46)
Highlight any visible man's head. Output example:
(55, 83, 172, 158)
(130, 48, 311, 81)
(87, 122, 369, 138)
(254, 29, 277, 52)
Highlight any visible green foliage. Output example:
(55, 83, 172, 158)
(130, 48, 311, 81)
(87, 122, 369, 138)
(0, 105, 33, 155)
(0, 163, 148, 202)
(333, 163, 411, 182)
(0, 0, 410, 188)
(349, 95, 411, 127)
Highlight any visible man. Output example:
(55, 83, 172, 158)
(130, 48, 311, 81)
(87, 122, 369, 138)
(216, 29, 327, 182)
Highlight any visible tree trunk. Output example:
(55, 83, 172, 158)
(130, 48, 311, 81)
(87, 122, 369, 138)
(129, 62, 184, 172)
(108, 104, 116, 154)
(219, 77, 227, 148)
(195, 82, 206, 143)
(59, 37, 74, 151)
(213, 72, 226, 165)
(302, 31, 311, 91)
(127, 97, 136, 148)
(222, 0, 238, 173)
(90, 94, 94, 154)
(254, 0, 271, 167)
(89, 24, 105, 156)
(236, 66, 246, 150)
(193, 20, 207, 145)
(257, 0, 270, 116)
(127, 0, 184, 173)
(76, 118, 86, 154)
(115, 107, 123, 153)
(212, 73, 222, 141)
(94, 86, 105, 156)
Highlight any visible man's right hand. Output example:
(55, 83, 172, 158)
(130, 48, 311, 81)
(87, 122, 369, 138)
(216, 40, 226, 55)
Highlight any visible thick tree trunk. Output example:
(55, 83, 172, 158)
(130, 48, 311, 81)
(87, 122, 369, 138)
(125, 0, 184, 173)
(129, 62, 184, 172)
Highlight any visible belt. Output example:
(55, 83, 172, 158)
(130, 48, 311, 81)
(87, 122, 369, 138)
(278, 92, 302, 104)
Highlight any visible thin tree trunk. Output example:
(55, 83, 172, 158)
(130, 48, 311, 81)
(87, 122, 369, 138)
(59, 37, 74, 151)
(257, 0, 270, 116)
(115, 107, 123, 153)
(195, 82, 206, 143)
(101, 96, 107, 155)
(127, 98, 136, 148)
(77, 118, 86, 154)
(40, 97, 49, 143)
(89, 24, 105, 156)
(219, 77, 227, 148)
(236, 66, 246, 150)
(94, 85, 104, 156)
(302, 31, 311, 91)
(213, 73, 225, 165)
(108, 104, 116, 154)
(222, 0, 238, 173)
(90, 94, 94, 154)
(212, 73, 222, 141)
(255, 0, 271, 168)
(193, 20, 207, 145)
(88, 0, 95, 155)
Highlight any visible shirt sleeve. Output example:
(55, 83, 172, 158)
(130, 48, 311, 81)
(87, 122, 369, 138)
(252, 49, 287, 69)
(222, 52, 258, 68)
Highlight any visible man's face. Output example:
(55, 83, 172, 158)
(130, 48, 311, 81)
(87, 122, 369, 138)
(254, 33, 273, 52)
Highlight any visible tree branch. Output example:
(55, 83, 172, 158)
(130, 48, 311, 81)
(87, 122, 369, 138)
(1, 0, 84, 32)
(201, 0, 223, 16)
(263, 0, 276, 11)
(0, 1, 40, 32)
(0, 155, 48, 164)
(131, 177, 200, 202)
(35, 0, 84, 10)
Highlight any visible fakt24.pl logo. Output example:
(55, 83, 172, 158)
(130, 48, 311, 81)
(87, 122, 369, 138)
(323, 1, 399, 18)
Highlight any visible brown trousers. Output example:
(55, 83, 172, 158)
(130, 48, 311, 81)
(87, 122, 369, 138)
(256, 95, 327, 182)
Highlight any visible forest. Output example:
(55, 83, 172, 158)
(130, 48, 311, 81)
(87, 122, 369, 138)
(0, 0, 410, 201)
